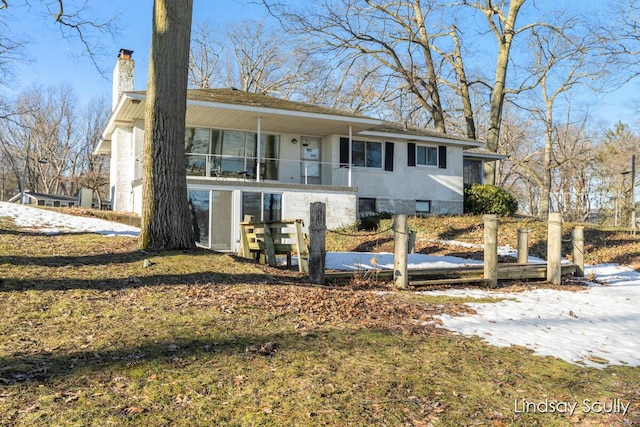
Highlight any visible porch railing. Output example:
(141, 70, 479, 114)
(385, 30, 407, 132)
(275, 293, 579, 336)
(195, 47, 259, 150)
(185, 153, 353, 187)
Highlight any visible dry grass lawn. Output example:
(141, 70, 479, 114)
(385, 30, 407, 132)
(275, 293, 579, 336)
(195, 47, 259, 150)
(1, 213, 639, 426)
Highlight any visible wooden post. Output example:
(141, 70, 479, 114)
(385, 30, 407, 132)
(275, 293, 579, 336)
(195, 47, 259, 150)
(408, 231, 416, 254)
(547, 212, 562, 285)
(309, 202, 326, 284)
(394, 214, 409, 289)
(295, 220, 309, 273)
(238, 215, 254, 258)
(572, 226, 584, 277)
(263, 223, 276, 267)
(517, 228, 530, 264)
(483, 214, 498, 288)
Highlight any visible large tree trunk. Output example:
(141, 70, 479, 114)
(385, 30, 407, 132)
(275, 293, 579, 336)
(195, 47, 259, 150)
(484, 0, 525, 185)
(140, 0, 195, 251)
(450, 25, 476, 140)
(412, 0, 446, 133)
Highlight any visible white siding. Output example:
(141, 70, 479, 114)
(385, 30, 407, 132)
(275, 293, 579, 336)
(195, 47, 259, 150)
(329, 135, 464, 215)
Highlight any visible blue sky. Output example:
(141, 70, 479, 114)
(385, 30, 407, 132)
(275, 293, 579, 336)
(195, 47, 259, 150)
(3, 0, 638, 126)
(5, 0, 270, 106)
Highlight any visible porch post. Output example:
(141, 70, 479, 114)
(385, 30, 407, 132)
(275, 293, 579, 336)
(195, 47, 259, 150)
(256, 117, 261, 182)
(348, 125, 353, 187)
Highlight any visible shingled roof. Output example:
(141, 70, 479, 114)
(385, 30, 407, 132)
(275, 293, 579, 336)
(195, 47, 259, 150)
(128, 88, 374, 120)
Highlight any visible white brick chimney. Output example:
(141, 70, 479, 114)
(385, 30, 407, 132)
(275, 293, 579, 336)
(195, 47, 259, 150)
(112, 49, 135, 110)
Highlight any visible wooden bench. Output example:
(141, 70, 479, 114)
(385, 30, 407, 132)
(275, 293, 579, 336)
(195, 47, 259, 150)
(239, 219, 309, 273)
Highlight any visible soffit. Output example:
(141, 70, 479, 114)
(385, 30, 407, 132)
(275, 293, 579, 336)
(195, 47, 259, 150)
(113, 93, 382, 137)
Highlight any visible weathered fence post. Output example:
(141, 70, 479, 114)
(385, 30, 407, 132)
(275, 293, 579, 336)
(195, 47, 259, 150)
(572, 226, 584, 277)
(408, 230, 416, 254)
(483, 214, 498, 288)
(394, 214, 409, 289)
(309, 202, 326, 284)
(517, 228, 530, 264)
(547, 212, 563, 285)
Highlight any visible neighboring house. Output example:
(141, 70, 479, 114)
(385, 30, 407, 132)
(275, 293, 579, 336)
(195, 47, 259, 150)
(9, 190, 78, 208)
(96, 50, 502, 252)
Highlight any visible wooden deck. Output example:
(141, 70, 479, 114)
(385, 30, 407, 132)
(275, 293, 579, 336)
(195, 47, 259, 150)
(324, 262, 578, 287)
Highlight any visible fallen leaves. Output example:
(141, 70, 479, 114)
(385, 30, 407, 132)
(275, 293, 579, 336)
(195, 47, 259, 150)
(208, 286, 466, 335)
(245, 342, 278, 356)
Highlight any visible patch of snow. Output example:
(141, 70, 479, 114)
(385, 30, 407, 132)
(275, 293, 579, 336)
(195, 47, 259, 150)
(0, 202, 139, 237)
(2, 201, 639, 368)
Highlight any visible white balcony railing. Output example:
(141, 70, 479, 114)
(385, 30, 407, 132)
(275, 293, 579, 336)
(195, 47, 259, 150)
(185, 153, 353, 187)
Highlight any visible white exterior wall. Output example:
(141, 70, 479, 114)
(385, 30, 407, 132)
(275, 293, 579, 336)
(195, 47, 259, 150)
(329, 135, 464, 215)
(110, 126, 135, 212)
(277, 133, 341, 186)
(282, 190, 357, 231)
(277, 132, 301, 184)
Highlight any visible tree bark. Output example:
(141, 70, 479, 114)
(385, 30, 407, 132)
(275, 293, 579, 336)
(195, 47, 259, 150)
(450, 25, 476, 140)
(140, 0, 195, 251)
(484, 0, 525, 185)
(412, 0, 446, 133)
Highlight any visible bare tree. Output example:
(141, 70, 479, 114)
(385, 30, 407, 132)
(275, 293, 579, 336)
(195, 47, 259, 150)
(189, 18, 321, 100)
(552, 118, 595, 222)
(0, 85, 109, 199)
(140, 0, 195, 251)
(498, 106, 544, 216)
(524, 21, 608, 219)
(74, 97, 110, 204)
(189, 22, 224, 89)
(262, 0, 588, 188)
(263, 0, 449, 131)
(0, 1, 116, 77)
(593, 122, 640, 226)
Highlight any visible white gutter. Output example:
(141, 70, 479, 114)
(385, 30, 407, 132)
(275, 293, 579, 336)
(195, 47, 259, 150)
(357, 130, 484, 148)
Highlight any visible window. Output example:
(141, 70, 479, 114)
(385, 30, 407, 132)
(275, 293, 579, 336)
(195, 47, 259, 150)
(408, 143, 447, 169)
(189, 190, 210, 247)
(185, 128, 211, 176)
(340, 138, 387, 169)
(358, 197, 376, 217)
(417, 146, 438, 166)
(242, 192, 282, 222)
(464, 159, 483, 185)
(352, 140, 382, 168)
(185, 127, 280, 179)
(416, 200, 431, 216)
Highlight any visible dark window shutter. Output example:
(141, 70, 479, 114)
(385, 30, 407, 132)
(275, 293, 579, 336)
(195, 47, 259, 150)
(407, 142, 416, 167)
(384, 142, 394, 171)
(438, 145, 447, 169)
(339, 137, 349, 167)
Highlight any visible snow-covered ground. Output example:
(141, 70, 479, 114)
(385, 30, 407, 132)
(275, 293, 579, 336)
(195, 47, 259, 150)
(1, 202, 638, 368)
(0, 201, 139, 237)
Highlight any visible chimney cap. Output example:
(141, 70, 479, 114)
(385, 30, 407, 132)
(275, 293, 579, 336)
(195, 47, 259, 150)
(118, 49, 134, 58)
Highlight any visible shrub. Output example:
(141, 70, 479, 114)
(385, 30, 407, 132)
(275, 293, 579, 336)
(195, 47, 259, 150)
(464, 184, 518, 216)
(356, 212, 393, 231)
(357, 215, 380, 231)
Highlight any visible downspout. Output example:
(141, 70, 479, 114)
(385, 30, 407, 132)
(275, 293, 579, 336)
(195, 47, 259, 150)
(348, 126, 353, 187)
(256, 117, 261, 183)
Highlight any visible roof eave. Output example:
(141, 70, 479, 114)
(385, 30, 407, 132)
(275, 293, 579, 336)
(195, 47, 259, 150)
(463, 152, 508, 161)
(357, 130, 483, 147)
(185, 98, 383, 127)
